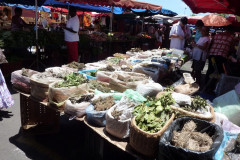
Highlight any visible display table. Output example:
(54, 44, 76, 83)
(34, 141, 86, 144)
(17, 90, 147, 159)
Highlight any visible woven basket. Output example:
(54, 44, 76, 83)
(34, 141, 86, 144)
(129, 114, 175, 157)
(171, 105, 215, 121)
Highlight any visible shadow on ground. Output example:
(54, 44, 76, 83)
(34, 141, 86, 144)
(0, 110, 13, 121)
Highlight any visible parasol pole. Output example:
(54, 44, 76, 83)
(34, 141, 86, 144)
(141, 16, 144, 32)
(35, 0, 39, 69)
(110, 6, 113, 32)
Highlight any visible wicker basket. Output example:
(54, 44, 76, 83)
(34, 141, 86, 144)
(129, 114, 175, 157)
(171, 105, 215, 121)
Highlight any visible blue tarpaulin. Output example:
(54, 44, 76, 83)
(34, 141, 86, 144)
(1, 3, 50, 12)
(0, 0, 46, 6)
(131, 8, 177, 16)
(44, 0, 111, 13)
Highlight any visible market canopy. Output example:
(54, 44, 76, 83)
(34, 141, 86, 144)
(182, 0, 240, 15)
(57, 0, 162, 11)
(131, 8, 177, 17)
(44, 0, 112, 13)
(0, 3, 51, 12)
(0, 0, 46, 6)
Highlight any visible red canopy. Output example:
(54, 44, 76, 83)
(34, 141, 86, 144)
(182, 0, 240, 15)
(57, 0, 162, 10)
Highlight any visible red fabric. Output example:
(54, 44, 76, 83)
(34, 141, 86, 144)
(202, 14, 231, 27)
(57, 0, 162, 10)
(209, 32, 234, 58)
(182, 0, 240, 16)
(66, 41, 79, 63)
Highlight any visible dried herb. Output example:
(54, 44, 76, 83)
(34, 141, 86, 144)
(88, 79, 111, 93)
(182, 96, 208, 112)
(69, 94, 94, 104)
(133, 93, 174, 133)
(86, 71, 97, 77)
(92, 96, 115, 111)
(54, 73, 88, 88)
(67, 61, 85, 69)
(163, 86, 174, 92)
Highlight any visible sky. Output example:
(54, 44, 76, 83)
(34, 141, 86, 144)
(138, 0, 208, 16)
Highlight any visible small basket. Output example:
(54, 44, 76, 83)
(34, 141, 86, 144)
(129, 114, 175, 157)
(171, 105, 215, 122)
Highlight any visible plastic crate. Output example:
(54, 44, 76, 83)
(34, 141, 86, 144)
(78, 69, 97, 79)
(20, 94, 60, 134)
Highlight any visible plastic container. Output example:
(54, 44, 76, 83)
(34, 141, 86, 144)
(78, 69, 97, 79)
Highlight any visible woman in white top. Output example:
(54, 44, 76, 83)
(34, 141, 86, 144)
(191, 26, 210, 84)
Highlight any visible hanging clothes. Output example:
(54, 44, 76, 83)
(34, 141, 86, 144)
(0, 69, 14, 109)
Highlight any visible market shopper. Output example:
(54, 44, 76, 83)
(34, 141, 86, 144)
(194, 20, 204, 43)
(205, 25, 235, 83)
(169, 17, 191, 50)
(191, 26, 210, 85)
(155, 27, 163, 49)
(63, 7, 80, 63)
(11, 7, 27, 31)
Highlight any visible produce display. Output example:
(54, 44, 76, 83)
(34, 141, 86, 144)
(107, 57, 123, 65)
(133, 93, 174, 133)
(223, 134, 240, 159)
(172, 120, 213, 152)
(54, 73, 88, 88)
(98, 65, 115, 72)
(21, 68, 31, 77)
(92, 96, 115, 111)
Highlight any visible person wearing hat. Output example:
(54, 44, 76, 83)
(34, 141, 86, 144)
(169, 17, 191, 50)
(63, 6, 80, 63)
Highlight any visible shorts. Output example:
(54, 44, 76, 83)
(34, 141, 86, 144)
(191, 59, 205, 71)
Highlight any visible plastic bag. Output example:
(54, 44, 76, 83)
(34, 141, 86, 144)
(0, 49, 7, 64)
(171, 92, 191, 106)
(213, 90, 240, 126)
(64, 100, 90, 118)
(215, 113, 240, 134)
(11, 69, 38, 93)
(94, 90, 123, 101)
(106, 96, 141, 139)
(158, 117, 224, 160)
(96, 71, 117, 83)
(214, 131, 239, 160)
(136, 82, 163, 97)
(48, 82, 89, 106)
(132, 64, 159, 82)
(85, 104, 108, 127)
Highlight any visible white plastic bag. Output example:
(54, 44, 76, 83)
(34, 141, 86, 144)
(64, 100, 90, 118)
(106, 96, 141, 139)
(136, 82, 163, 97)
(171, 92, 191, 105)
(0, 49, 7, 64)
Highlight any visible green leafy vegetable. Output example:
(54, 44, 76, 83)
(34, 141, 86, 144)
(54, 73, 88, 88)
(133, 93, 174, 133)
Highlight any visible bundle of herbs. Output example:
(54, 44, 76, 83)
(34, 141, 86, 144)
(182, 96, 208, 113)
(54, 73, 88, 88)
(133, 93, 174, 133)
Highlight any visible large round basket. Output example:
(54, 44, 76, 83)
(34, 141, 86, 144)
(171, 105, 215, 122)
(129, 114, 175, 157)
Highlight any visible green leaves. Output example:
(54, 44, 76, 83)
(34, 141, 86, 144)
(54, 73, 88, 88)
(133, 93, 174, 133)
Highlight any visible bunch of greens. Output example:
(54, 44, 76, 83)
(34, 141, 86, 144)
(86, 71, 97, 77)
(163, 86, 174, 92)
(54, 73, 88, 88)
(133, 93, 175, 133)
(182, 96, 208, 112)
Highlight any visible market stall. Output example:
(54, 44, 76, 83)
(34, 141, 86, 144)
(11, 45, 240, 159)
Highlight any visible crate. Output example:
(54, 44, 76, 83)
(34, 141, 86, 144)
(20, 94, 60, 135)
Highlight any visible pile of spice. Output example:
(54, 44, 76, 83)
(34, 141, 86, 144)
(172, 120, 213, 152)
